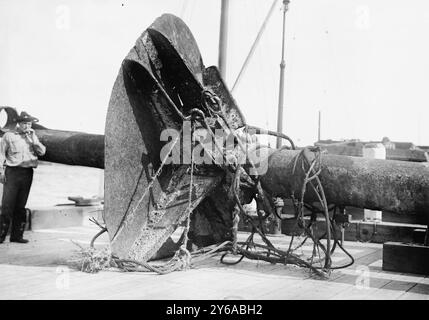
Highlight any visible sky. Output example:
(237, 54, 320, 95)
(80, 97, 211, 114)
(1, 0, 429, 147)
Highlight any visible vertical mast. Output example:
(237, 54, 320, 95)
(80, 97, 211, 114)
(276, 0, 289, 148)
(218, 0, 229, 80)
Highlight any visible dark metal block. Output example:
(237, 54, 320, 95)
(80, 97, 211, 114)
(383, 242, 429, 275)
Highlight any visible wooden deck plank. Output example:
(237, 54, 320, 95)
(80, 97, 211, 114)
(104, 269, 259, 300)
(397, 276, 429, 300)
(349, 260, 418, 300)
(25, 272, 148, 300)
(0, 226, 427, 299)
(19, 270, 124, 299)
(326, 254, 427, 300)
(278, 245, 382, 299)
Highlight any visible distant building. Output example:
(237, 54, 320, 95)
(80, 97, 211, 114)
(316, 137, 428, 162)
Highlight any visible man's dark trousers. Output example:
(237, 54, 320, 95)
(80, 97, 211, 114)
(0, 166, 33, 241)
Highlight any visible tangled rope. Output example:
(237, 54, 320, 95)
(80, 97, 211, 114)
(79, 89, 354, 276)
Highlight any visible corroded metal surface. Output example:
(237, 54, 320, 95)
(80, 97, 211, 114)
(203, 66, 245, 130)
(105, 14, 205, 261)
(36, 129, 104, 168)
(259, 149, 429, 224)
(105, 14, 246, 262)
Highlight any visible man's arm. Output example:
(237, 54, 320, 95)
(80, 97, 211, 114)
(29, 131, 46, 156)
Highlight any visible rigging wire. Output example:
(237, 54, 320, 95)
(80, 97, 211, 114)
(231, 0, 280, 93)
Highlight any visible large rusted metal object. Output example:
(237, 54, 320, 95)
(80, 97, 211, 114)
(2, 14, 429, 262)
(36, 129, 104, 168)
(259, 148, 429, 224)
(104, 14, 246, 262)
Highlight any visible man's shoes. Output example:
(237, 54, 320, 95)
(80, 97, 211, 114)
(10, 238, 29, 244)
(10, 221, 28, 244)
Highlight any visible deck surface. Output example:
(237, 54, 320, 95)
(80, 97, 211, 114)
(0, 225, 428, 300)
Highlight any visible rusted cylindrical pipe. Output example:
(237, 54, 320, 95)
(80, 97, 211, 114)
(35, 129, 104, 169)
(259, 149, 429, 223)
